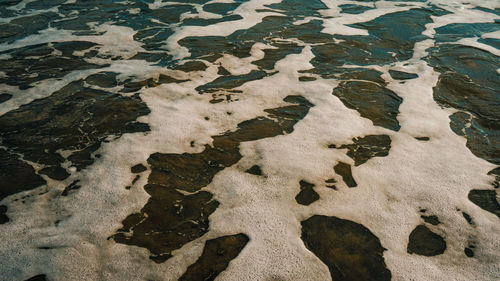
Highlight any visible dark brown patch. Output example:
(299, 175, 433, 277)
(299, 76, 317, 81)
(195, 70, 269, 94)
(295, 180, 319, 206)
(415, 137, 430, 141)
(179, 234, 249, 281)
(0, 149, 46, 201)
(468, 189, 500, 219)
(245, 165, 262, 176)
(38, 166, 70, 181)
(132, 175, 141, 184)
(421, 215, 440, 225)
(218, 66, 231, 75)
(175, 61, 207, 72)
(301, 215, 391, 281)
(407, 225, 446, 256)
(334, 162, 357, 187)
(61, 180, 81, 196)
(464, 247, 474, 258)
(85, 72, 118, 88)
(158, 74, 189, 85)
(24, 275, 47, 281)
(462, 212, 473, 225)
(0, 80, 150, 192)
(131, 163, 147, 173)
(0, 205, 9, 224)
(0, 93, 12, 103)
(332, 81, 402, 131)
(338, 135, 391, 166)
(427, 45, 500, 165)
(388, 70, 418, 80)
(112, 96, 313, 262)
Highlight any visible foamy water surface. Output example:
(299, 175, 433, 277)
(0, 0, 499, 280)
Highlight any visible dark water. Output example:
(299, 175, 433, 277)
(0, 0, 499, 280)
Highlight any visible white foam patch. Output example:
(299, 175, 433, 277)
(0, 24, 145, 60)
(1, 0, 499, 280)
(216, 43, 270, 75)
(164, 0, 285, 59)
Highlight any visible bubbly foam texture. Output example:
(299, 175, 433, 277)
(0, 0, 499, 280)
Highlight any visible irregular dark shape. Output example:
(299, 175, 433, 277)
(334, 162, 357, 187)
(132, 175, 140, 185)
(53, 41, 97, 56)
(0, 149, 46, 201)
(0, 205, 9, 224)
(24, 275, 48, 281)
(85, 72, 119, 88)
(421, 215, 440, 225)
(488, 168, 500, 189)
(209, 96, 225, 104)
(295, 180, 319, 206)
(131, 164, 147, 173)
(114, 186, 219, 263)
(389, 70, 418, 80)
(0, 42, 99, 90)
(266, 0, 328, 17)
(61, 180, 81, 196)
(309, 9, 443, 78)
(39, 166, 70, 181)
(338, 68, 386, 84)
(346, 9, 442, 62)
(120, 78, 158, 93)
(415, 137, 430, 141)
(113, 96, 313, 262)
(298, 76, 316, 82)
(0, 80, 150, 187)
(339, 4, 374, 14)
(179, 13, 312, 64)
(218, 66, 231, 75)
(9, 12, 58, 40)
(332, 81, 402, 131)
(434, 22, 499, 43)
(175, 61, 208, 72)
(325, 178, 337, 189)
(468, 190, 500, 219)
(252, 42, 303, 70)
(179, 36, 240, 62)
(339, 135, 391, 166)
(448, 111, 469, 137)
(158, 75, 189, 85)
(203, 2, 241, 15)
(462, 212, 473, 225)
(478, 37, 500, 50)
(183, 14, 243, 27)
(179, 234, 249, 281)
(245, 165, 262, 176)
(407, 225, 446, 256)
(0, 93, 12, 104)
(464, 247, 474, 258)
(427, 45, 500, 165)
(196, 70, 269, 93)
(301, 215, 391, 281)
